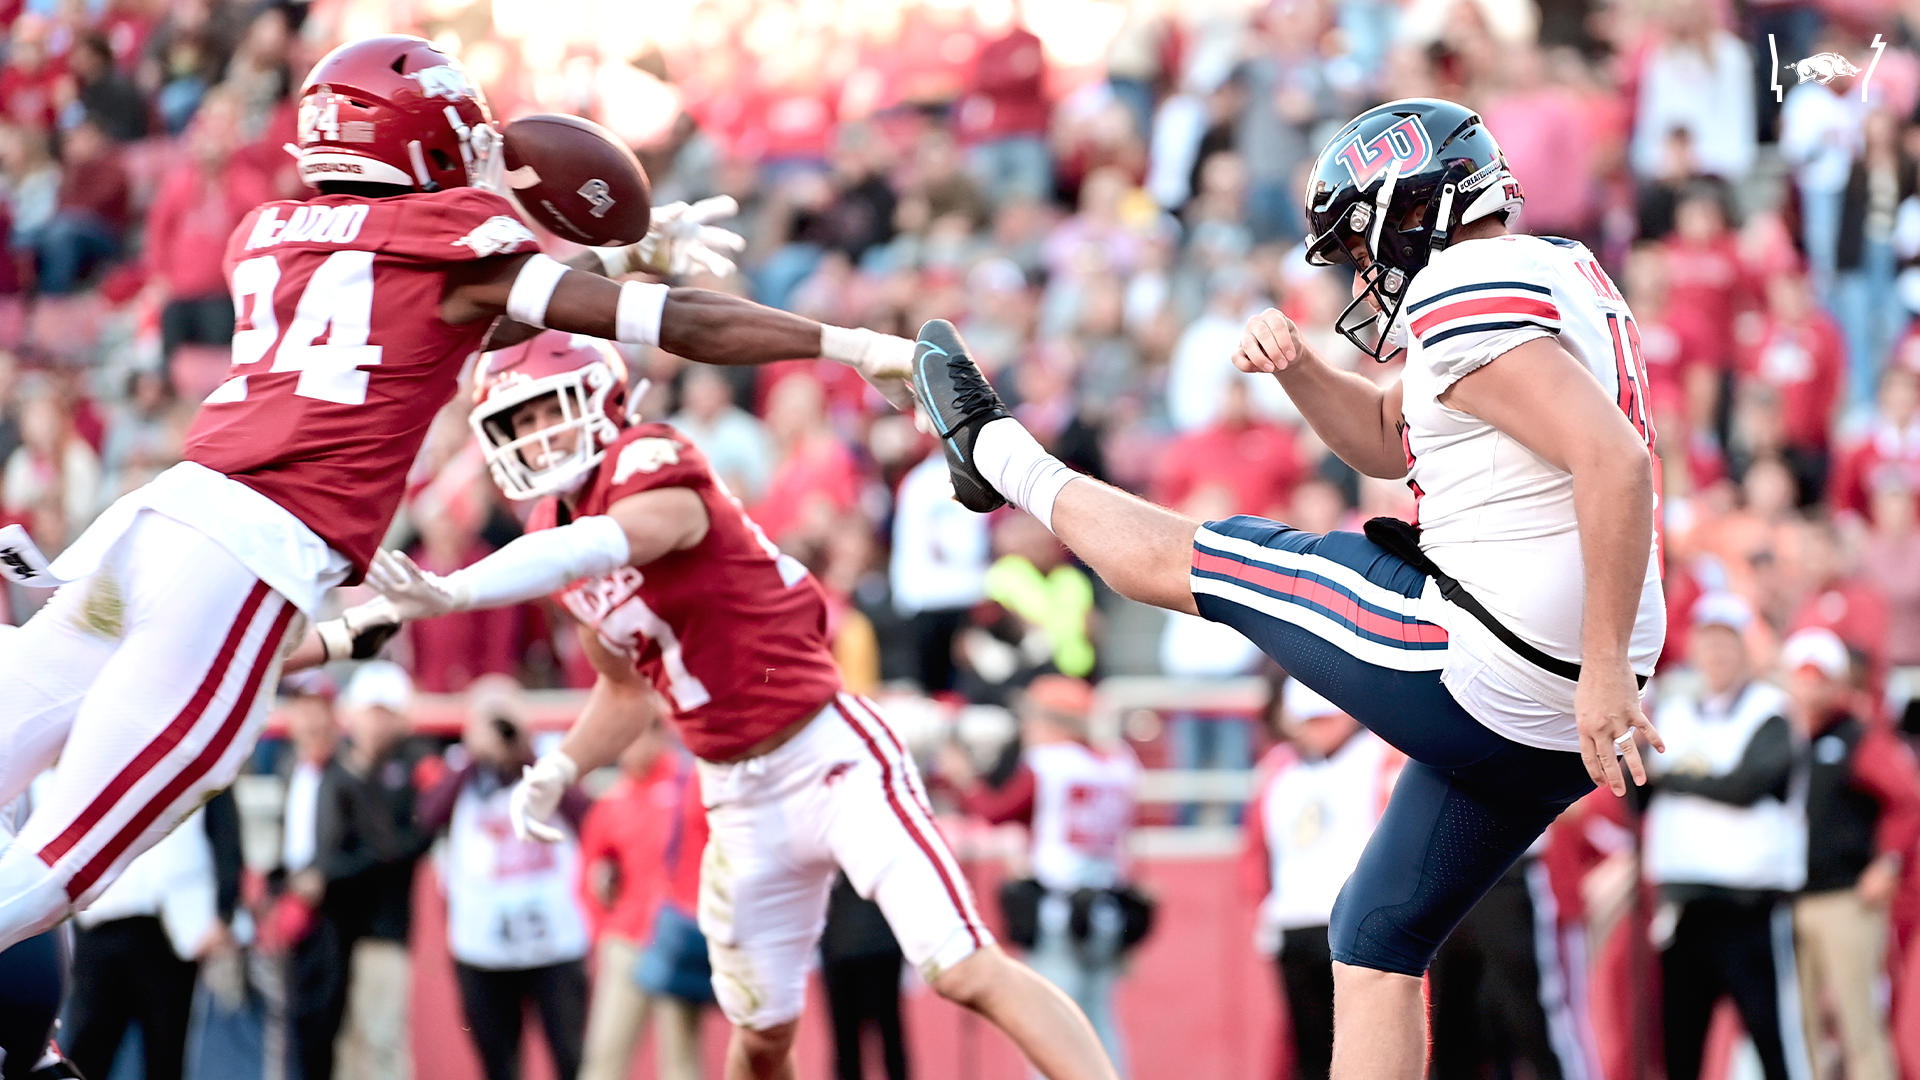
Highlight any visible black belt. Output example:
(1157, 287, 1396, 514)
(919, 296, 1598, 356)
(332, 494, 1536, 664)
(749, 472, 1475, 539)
(1363, 516, 1649, 690)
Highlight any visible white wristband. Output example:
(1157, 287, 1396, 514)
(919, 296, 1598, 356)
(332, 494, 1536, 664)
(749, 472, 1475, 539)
(315, 619, 352, 663)
(615, 280, 670, 346)
(505, 253, 569, 328)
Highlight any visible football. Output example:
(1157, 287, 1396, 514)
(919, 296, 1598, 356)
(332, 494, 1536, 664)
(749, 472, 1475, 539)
(500, 114, 652, 247)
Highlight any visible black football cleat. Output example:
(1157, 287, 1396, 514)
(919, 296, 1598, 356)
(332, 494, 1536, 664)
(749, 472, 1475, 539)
(914, 319, 1012, 513)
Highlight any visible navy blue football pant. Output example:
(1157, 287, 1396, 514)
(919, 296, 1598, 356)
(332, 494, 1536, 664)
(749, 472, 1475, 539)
(0, 929, 67, 1079)
(1191, 516, 1595, 975)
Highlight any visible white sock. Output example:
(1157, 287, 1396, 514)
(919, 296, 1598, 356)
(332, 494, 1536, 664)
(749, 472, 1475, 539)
(972, 417, 1080, 531)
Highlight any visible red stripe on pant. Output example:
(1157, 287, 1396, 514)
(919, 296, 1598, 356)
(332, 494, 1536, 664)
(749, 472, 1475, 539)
(842, 695, 942, 820)
(39, 580, 273, 868)
(833, 698, 984, 950)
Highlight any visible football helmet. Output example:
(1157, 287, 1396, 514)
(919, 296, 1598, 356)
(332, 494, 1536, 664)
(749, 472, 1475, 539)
(471, 330, 629, 501)
(295, 35, 501, 193)
(1303, 98, 1525, 361)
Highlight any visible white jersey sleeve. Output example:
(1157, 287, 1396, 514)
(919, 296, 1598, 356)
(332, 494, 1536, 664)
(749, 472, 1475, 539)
(1401, 238, 1564, 390)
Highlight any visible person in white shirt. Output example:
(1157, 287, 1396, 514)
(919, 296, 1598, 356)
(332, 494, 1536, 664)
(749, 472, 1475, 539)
(890, 449, 991, 691)
(1245, 680, 1401, 1080)
(1644, 593, 1811, 1080)
(1780, 43, 1865, 300)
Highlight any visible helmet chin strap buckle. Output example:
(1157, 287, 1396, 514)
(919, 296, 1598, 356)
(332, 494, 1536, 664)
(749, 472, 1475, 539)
(1428, 180, 1458, 254)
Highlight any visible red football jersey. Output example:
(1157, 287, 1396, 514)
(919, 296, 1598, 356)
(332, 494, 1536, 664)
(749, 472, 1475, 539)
(530, 423, 845, 761)
(183, 188, 540, 578)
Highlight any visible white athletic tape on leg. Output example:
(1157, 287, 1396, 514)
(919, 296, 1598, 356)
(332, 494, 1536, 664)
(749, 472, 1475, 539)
(615, 280, 670, 346)
(505, 253, 569, 328)
(972, 418, 1079, 532)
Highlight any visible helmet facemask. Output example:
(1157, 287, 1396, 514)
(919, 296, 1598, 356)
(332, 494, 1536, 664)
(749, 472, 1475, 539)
(470, 365, 621, 501)
(1316, 159, 1476, 362)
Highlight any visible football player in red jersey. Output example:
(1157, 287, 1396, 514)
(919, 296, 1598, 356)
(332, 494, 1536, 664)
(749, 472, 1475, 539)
(0, 35, 921, 952)
(359, 331, 1119, 1080)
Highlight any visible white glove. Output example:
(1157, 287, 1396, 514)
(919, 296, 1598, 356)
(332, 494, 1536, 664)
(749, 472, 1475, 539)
(820, 325, 918, 412)
(364, 549, 468, 620)
(618, 196, 747, 279)
(313, 596, 402, 661)
(509, 751, 579, 843)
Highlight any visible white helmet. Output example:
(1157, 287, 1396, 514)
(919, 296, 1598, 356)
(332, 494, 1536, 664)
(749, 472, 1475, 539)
(469, 330, 629, 501)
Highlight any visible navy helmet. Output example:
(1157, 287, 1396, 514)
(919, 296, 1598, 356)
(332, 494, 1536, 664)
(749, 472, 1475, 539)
(1302, 98, 1525, 361)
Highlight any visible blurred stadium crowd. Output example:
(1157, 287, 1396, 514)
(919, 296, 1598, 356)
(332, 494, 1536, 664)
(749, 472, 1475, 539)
(11, 0, 1920, 1077)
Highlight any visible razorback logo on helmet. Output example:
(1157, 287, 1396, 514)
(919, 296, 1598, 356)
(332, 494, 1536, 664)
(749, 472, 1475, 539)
(613, 437, 681, 483)
(1334, 115, 1434, 189)
(412, 63, 476, 101)
(453, 215, 537, 257)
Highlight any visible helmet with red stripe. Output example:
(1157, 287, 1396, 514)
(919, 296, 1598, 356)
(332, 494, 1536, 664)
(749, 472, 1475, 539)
(296, 35, 500, 193)
(471, 331, 630, 500)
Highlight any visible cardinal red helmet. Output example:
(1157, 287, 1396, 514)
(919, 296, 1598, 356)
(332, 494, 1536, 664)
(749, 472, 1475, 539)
(470, 331, 630, 500)
(296, 35, 500, 193)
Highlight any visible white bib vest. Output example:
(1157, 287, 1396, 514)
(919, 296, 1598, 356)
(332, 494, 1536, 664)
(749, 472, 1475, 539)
(443, 777, 590, 969)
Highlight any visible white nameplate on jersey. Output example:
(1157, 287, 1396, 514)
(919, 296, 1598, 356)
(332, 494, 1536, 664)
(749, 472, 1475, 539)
(0, 524, 74, 586)
(454, 215, 538, 258)
(246, 203, 371, 250)
(613, 438, 680, 483)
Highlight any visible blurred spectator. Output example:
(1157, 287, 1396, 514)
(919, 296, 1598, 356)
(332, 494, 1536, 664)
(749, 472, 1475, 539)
(1244, 680, 1401, 1080)
(1780, 29, 1863, 301)
(956, 21, 1051, 205)
(1786, 627, 1920, 1080)
(3, 381, 101, 555)
(145, 88, 258, 364)
(817, 513, 883, 694)
(1628, 0, 1755, 184)
(402, 469, 534, 693)
(221, 3, 292, 144)
(1663, 186, 1749, 437)
(278, 675, 352, 1080)
(821, 872, 908, 1080)
(982, 509, 1096, 678)
(314, 662, 434, 1080)
(37, 118, 128, 294)
(60, 30, 146, 142)
(1742, 272, 1844, 504)
(1831, 363, 1920, 521)
(419, 678, 592, 1080)
(1234, 0, 1340, 244)
(1861, 470, 1920, 667)
(1835, 108, 1912, 414)
(751, 372, 857, 552)
(577, 720, 708, 1080)
(1, 20, 62, 130)
(1167, 264, 1286, 432)
(889, 448, 990, 691)
(1485, 43, 1597, 244)
(1153, 378, 1304, 520)
(0, 123, 60, 262)
(670, 363, 774, 504)
(938, 676, 1143, 1073)
(139, 0, 240, 135)
(98, 368, 185, 505)
(64, 806, 223, 1080)
(1786, 519, 1891, 694)
(1644, 593, 1810, 1080)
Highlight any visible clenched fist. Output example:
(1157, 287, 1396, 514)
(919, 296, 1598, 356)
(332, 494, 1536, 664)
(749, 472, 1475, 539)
(1232, 309, 1307, 375)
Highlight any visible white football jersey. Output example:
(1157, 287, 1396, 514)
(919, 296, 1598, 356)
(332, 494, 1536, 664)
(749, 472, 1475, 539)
(1397, 234, 1666, 749)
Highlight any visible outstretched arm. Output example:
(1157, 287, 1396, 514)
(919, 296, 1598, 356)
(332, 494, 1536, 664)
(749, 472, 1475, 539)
(1232, 308, 1406, 480)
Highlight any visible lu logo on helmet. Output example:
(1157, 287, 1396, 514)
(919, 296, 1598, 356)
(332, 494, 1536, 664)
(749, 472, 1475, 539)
(1334, 115, 1435, 189)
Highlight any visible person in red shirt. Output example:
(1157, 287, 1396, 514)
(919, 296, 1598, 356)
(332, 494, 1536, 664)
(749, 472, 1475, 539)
(144, 89, 273, 363)
(0, 19, 63, 131)
(363, 333, 1120, 1080)
(1830, 360, 1920, 521)
(577, 718, 708, 1080)
(1743, 271, 1845, 504)
(1788, 518, 1893, 698)
(955, 23, 1052, 204)
(1152, 378, 1303, 518)
(1663, 185, 1754, 438)
(1626, 243, 1725, 491)
(36, 117, 129, 294)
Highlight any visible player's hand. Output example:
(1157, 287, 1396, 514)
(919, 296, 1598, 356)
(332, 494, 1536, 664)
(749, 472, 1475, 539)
(1233, 308, 1307, 375)
(509, 750, 579, 843)
(1575, 659, 1663, 796)
(365, 549, 466, 619)
(633, 196, 748, 279)
(822, 326, 918, 412)
(313, 596, 403, 661)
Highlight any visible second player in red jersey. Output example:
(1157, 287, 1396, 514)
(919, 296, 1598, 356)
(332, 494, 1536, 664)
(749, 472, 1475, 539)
(364, 331, 1121, 1080)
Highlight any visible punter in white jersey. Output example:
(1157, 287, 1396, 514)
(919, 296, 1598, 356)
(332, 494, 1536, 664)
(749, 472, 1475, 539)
(912, 96, 1666, 1080)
